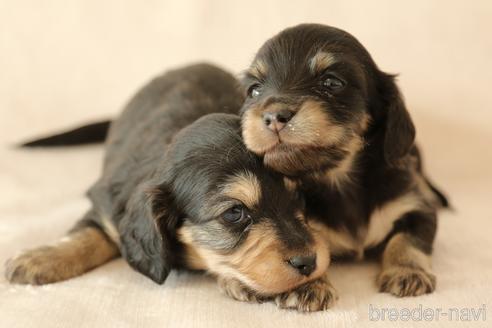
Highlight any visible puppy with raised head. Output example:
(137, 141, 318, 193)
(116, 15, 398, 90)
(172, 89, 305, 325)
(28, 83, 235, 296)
(5, 63, 334, 311)
(241, 24, 448, 300)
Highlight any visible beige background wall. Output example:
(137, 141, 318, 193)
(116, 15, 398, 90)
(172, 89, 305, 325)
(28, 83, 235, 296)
(1, 0, 491, 141)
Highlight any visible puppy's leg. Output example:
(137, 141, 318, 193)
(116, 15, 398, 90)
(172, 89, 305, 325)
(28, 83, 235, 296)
(274, 273, 338, 312)
(5, 217, 119, 285)
(218, 277, 268, 303)
(377, 211, 437, 297)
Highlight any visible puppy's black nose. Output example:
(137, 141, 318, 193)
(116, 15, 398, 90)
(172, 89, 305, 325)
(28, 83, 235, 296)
(288, 254, 316, 276)
(262, 110, 294, 132)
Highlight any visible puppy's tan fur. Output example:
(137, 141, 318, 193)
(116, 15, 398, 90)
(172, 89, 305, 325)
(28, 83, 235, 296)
(222, 171, 262, 209)
(178, 222, 330, 295)
(377, 233, 436, 296)
(5, 227, 119, 285)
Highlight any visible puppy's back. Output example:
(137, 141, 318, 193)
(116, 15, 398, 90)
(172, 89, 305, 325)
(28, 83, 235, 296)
(104, 63, 244, 173)
(89, 64, 244, 218)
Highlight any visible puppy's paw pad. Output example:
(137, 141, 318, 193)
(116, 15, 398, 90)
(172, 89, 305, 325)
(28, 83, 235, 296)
(275, 279, 338, 312)
(378, 266, 436, 297)
(5, 247, 60, 285)
(218, 278, 266, 303)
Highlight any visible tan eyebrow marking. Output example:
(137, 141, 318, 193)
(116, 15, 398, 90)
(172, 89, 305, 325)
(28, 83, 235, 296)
(309, 52, 337, 73)
(283, 177, 297, 192)
(222, 171, 262, 208)
(248, 59, 268, 79)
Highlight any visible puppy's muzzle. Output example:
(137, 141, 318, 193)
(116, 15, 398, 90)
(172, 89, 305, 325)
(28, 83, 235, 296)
(288, 254, 317, 276)
(262, 109, 295, 132)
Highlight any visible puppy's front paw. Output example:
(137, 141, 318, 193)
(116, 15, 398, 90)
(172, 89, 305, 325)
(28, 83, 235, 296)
(5, 246, 69, 285)
(275, 277, 338, 312)
(218, 277, 266, 303)
(378, 266, 436, 297)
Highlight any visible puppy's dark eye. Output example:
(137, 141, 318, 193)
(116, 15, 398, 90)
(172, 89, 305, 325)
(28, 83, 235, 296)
(247, 84, 262, 98)
(323, 75, 345, 91)
(223, 205, 248, 223)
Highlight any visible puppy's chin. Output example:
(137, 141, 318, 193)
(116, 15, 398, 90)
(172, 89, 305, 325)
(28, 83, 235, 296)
(242, 122, 343, 176)
(242, 99, 359, 176)
(231, 229, 331, 296)
(231, 263, 325, 296)
(243, 123, 364, 178)
(262, 144, 337, 177)
(179, 221, 331, 295)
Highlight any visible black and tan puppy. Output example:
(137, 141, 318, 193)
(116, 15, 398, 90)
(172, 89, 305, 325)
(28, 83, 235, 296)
(241, 24, 448, 299)
(5, 64, 334, 311)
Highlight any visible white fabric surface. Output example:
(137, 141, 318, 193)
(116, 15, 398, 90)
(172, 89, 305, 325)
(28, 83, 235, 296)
(1, 1, 491, 327)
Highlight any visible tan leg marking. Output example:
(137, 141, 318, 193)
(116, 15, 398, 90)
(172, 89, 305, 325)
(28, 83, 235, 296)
(377, 233, 436, 297)
(274, 273, 338, 312)
(218, 277, 268, 304)
(5, 227, 119, 285)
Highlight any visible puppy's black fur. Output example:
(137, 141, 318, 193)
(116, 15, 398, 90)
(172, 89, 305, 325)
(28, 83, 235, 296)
(6, 63, 335, 311)
(21, 121, 111, 147)
(240, 24, 448, 297)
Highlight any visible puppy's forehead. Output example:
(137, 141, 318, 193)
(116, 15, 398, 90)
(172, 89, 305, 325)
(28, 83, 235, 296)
(309, 51, 337, 74)
(212, 168, 298, 216)
(221, 171, 262, 209)
(248, 58, 268, 80)
(249, 50, 338, 78)
(248, 24, 371, 80)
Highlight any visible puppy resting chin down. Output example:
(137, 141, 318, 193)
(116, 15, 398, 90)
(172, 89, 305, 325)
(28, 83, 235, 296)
(5, 64, 335, 312)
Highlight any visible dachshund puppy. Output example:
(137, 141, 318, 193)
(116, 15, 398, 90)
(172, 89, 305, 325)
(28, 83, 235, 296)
(241, 24, 448, 299)
(5, 63, 334, 311)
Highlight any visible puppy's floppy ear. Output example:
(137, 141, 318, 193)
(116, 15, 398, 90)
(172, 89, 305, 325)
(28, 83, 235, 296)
(379, 73, 416, 166)
(118, 182, 179, 284)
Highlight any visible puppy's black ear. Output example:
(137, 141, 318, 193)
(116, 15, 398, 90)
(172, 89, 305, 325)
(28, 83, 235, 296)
(118, 182, 179, 284)
(379, 73, 416, 166)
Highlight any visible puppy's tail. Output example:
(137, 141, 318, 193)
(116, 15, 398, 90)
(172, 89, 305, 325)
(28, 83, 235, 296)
(20, 120, 111, 147)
